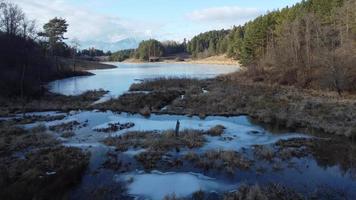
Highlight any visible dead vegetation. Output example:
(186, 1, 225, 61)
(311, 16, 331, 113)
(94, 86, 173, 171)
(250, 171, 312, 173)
(103, 130, 206, 170)
(0, 123, 90, 200)
(103, 130, 206, 152)
(206, 125, 225, 136)
(0, 89, 108, 116)
(253, 145, 275, 161)
(10, 114, 66, 124)
(129, 78, 203, 92)
(102, 151, 132, 172)
(135, 150, 167, 169)
(94, 122, 134, 133)
(49, 120, 80, 132)
(97, 90, 182, 115)
(0, 124, 58, 157)
(224, 183, 303, 200)
(184, 150, 252, 174)
(0, 146, 89, 200)
(106, 77, 356, 138)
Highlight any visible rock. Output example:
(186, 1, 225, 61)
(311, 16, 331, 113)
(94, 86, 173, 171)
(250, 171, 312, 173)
(139, 106, 151, 117)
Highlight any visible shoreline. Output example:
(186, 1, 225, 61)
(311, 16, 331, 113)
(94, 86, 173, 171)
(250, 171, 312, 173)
(120, 55, 240, 66)
(96, 76, 356, 139)
(1, 62, 355, 139)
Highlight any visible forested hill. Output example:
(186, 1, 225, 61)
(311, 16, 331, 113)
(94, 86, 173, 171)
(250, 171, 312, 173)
(187, 30, 230, 58)
(188, 0, 356, 93)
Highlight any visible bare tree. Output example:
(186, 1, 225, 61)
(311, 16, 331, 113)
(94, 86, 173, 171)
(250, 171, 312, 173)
(70, 38, 80, 71)
(21, 18, 36, 39)
(0, 1, 25, 35)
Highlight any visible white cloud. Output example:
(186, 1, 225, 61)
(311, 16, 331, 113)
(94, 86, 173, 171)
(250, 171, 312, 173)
(186, 6, 263, 23)
(11, 0, 157, 45)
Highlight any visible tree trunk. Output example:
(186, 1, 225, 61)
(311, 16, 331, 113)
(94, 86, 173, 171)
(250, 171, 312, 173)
(20, 63, 27, 117)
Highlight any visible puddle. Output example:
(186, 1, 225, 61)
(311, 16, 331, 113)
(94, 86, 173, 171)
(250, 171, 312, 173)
(118, 171, 233, 200)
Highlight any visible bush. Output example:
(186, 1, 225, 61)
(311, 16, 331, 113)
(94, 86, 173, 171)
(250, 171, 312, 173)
(207, 125, 225, 136)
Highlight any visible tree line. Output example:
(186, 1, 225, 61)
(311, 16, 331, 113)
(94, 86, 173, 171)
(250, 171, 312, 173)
(187, 30, 230, 58)
(2, 0, 355, 96)
(109, 49, 135, 62)
(0, 1, 85, 97)
(110, 39, 187, 62)
(186, 0, 356, 94)
(79, 48, 111, 58)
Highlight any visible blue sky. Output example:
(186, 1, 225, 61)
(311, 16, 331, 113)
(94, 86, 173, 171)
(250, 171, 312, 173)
(13, 0, 301, 47)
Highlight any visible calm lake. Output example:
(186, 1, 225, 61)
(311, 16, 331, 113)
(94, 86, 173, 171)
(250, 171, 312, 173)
(49, 62, 239, 96)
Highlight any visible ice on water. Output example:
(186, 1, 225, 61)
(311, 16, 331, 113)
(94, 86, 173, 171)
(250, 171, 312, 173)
(118, 171, 233, 200)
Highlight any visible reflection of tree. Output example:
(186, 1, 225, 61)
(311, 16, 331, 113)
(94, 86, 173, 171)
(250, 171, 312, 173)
(312, 139, 356, 176)
(351, 135, 356, 180)
(277, 138, 356, 176)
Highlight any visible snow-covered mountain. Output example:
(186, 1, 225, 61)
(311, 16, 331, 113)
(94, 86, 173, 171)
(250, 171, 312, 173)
(80, 38, 140, 52)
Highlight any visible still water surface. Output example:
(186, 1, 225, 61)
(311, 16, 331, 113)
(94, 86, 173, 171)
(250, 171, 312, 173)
(49, 62, 239, 96)
(17, 111, 356, 199)
(43, 63, 356, 199)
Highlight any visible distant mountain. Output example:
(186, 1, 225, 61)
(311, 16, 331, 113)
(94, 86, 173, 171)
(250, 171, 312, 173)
(80, 38, 140, 52)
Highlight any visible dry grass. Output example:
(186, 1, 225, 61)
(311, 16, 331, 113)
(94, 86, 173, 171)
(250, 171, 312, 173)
(224, 183, 303, 200)
(0, 146, 89, 200)
(130, 78, 203, 92)
(120, 76, 356, 138)
(49, 121, 80, 132)
(0, 123, 90, 200)
(253, 145, 275, 161)
(0, 124, 58, 157)
(0, 89, 108, 116)
(97, 90, 182, 114)
(134, 150, 166, 169)
(184, 150, 252, 174)
(93, 122, 134, 133)
(185, 55, 240, 66)
(11, 115, 66, 125)
(206, 125, 226, 136)
(103, 130, 206, 152)
(103, 130, 206, 170)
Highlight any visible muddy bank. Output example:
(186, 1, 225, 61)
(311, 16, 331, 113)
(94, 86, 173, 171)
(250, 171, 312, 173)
(96, 77, 356, 138)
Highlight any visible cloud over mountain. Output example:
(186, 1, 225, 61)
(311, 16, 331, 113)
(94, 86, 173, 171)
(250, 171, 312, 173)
(11, 0, 156, 48)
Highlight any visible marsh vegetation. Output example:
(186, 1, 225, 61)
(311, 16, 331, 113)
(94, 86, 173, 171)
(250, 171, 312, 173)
(1, 0, 356, 199)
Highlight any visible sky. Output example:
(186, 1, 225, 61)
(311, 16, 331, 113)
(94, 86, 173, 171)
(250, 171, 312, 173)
(11, 0, 302, 48)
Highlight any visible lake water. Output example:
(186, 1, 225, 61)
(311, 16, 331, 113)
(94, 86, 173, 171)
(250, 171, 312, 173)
(49, 62, 239, 97)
